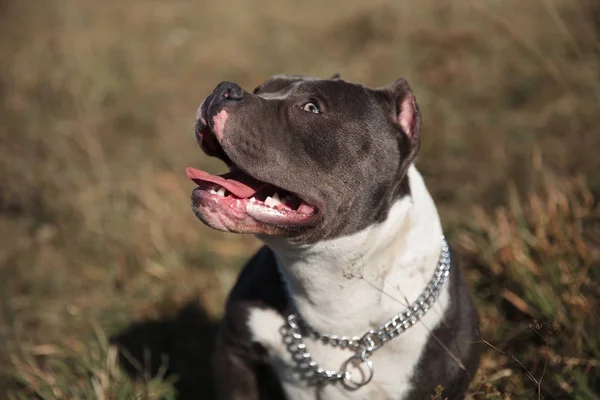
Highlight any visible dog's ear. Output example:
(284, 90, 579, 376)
(379, 78, 421, 143)
(329, 73, 342, 80)
(379, 78, 421, 180)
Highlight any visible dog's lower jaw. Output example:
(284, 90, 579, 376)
(251, 165, 462, 399)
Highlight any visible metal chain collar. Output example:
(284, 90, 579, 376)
(281, 235, 451, 390)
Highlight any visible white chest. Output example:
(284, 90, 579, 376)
(247, 282, 450, 400)
(248, 166, 450, 399)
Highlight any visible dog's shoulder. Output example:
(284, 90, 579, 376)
(227, 245, 288, 313)
(214, 246, 288, 399)
(220, 246, 289, 359)
(219, 245, 288, 350)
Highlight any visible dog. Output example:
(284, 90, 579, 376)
(186, 74, 480, 399)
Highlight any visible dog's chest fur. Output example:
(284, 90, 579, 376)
(247, 294, 450, 400)
(244, 167, 452, 399)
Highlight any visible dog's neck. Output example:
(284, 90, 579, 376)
(260, 165, 444, 337)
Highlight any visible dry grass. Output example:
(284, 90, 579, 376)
(459, 163, 600, 399)
(0, 0, 598, 398)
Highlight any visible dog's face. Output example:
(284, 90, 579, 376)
(187, 75, 421, 244)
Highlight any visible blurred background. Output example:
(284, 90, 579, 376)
(1, 0, 599, 398)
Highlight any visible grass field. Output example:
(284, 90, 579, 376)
(1, 0, 599, 398)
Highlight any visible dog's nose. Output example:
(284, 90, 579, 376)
(213, 81, 244, 102)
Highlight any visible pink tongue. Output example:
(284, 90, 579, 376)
(297, 202, 315, 214)
(185, 167, 265, 198)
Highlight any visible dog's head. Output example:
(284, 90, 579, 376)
(186, 74, 421, 244)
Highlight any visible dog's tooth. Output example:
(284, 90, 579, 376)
(209, 189, 217, 195)
(265, 192, 283, 207)
(249, 197, 257, 203)
(264, 196, 277, 207)
(265, 193, 284, 208)
(217, 187, 226, 197)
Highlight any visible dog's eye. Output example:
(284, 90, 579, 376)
(301, 102, 320, 114)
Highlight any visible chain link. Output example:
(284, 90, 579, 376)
(282, 235, 451, 388)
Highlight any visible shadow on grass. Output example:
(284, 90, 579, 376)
(111, 301, 218, 399)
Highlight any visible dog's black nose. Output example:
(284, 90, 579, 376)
(213, 81, 244, 102)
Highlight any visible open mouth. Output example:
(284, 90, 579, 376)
(186, 123, 317, 228)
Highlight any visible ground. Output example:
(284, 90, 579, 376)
(0, 0, 599, 399)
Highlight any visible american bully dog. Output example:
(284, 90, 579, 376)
(186, 74, 480, 400)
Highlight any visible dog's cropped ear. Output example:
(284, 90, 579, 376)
(379, 78, 422, 178)
(329, 73, 342, 80)
(379, 78, 421, 143)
